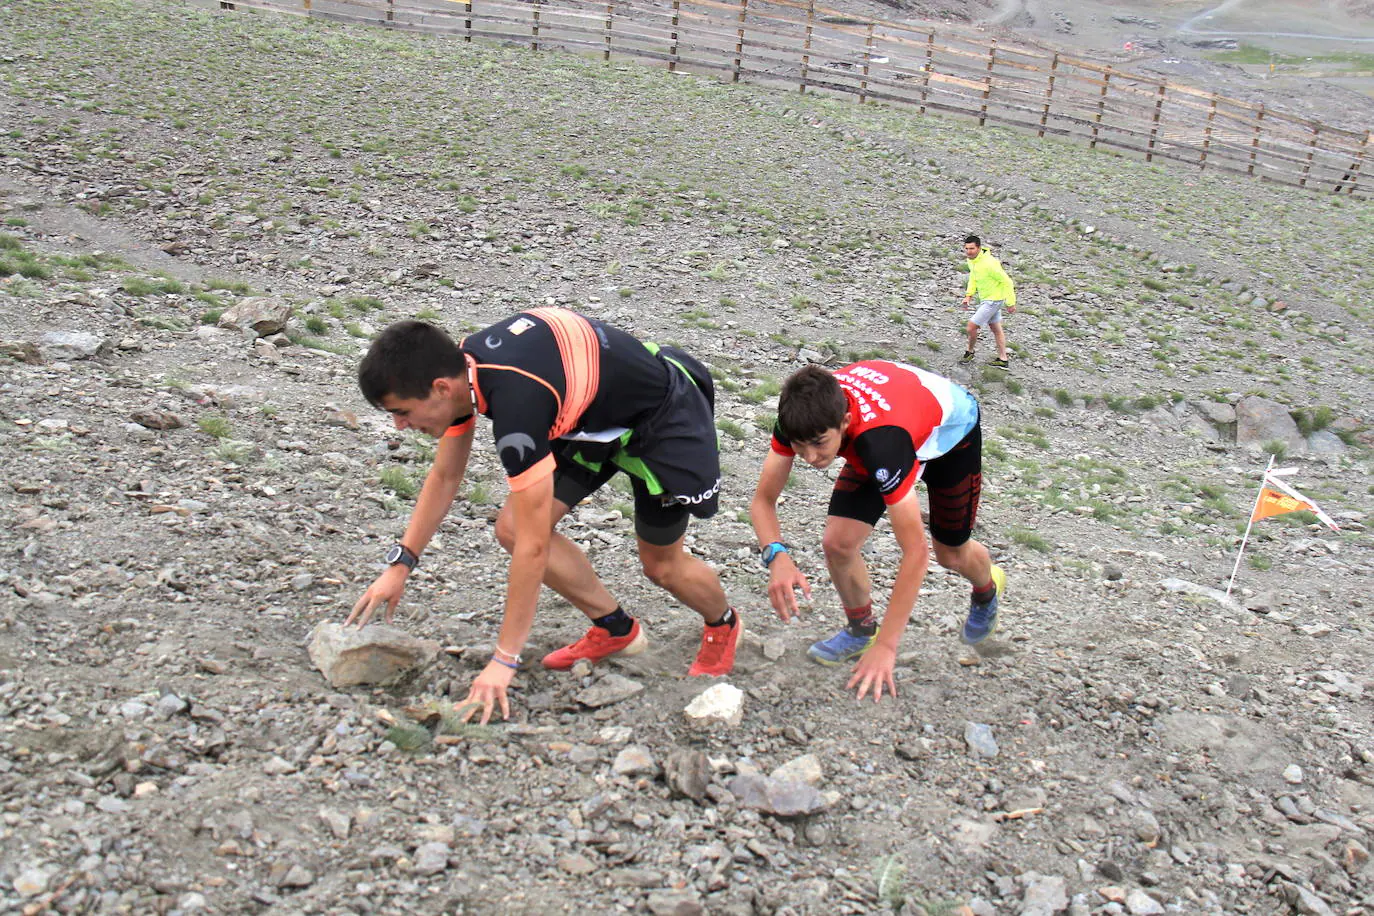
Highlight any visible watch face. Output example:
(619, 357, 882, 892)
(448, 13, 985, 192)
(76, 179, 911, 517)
(385, 546, 403, 564)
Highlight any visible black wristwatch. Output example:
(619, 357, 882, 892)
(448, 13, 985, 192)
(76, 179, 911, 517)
(385, 543, 420, 571)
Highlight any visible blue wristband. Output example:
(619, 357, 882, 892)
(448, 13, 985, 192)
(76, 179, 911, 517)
(491, 655, 519, 670)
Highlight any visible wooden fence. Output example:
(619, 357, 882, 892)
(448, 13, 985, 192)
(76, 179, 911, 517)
(202, 0, 1372, 197)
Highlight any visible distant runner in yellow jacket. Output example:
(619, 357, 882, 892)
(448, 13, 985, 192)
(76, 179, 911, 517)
(960, 235, 1017, 368)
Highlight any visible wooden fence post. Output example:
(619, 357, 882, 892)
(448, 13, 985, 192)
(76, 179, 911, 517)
(219, 0, 236, 9)
(1146, 82, 1165, 162)
(386, 0, 394, 22)
(1337, 130, 1370, 195)
(979, 39, 995, 128)
(668, 0, 680, 72)
(1248, 103, 1265, 176)
(1200, 95, 1217, 169)
(918, 31, 933, 114)
(1090, 67, 1111, 150)
(604, 1, 613, 62)
(1037, 52, 1058, 138)
(859, 23, 875, 104)
(303, 0, 311, 12)
(732, 0, 747, 83)
(1299, 125, 1319, 187)
(531, 0, 541, 50)
(464, 0, 472, 42)
(800, 1, 814, 94)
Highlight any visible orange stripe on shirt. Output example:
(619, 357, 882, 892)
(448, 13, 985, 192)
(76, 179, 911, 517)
(444, 417, 476, 437)
(507, 452, 556, 492)
(527, 308, 600, 438)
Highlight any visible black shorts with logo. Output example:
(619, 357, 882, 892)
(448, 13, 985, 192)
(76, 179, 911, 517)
(553, 447, 691, 547)
(550, 345, 719, 548)
(827, 419, 982, 547)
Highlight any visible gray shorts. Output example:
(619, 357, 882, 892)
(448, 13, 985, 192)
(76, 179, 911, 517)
(970, 299, 1005, 328)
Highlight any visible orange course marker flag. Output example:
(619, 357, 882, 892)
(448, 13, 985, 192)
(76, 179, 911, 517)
(1252, 486, 1313, 522)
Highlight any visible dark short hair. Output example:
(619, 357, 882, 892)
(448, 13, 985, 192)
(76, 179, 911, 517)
(963, 234, 981, 247)
(778, 364, 847, 442)
(358, 320, 465, 407)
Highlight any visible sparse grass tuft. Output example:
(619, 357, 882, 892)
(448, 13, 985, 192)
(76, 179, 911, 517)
(1010, 526, 1051, 552)
(380, 465, 418, 499)
(198, 416, 233, 439)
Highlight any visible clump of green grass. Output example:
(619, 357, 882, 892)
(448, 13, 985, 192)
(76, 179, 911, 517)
(346, 295, 386, 312)
(0, 236, 51, 280)
(742, 378, 781, 404)
(1262, 439, 1289, 460)
(198, 416, 232, 439)
(213, 440, 255, 463)
(1292, 406, 1334, 436)
(207, 278, 253, 295)
(415, 307, 441, 321)
(121, 276, 184, 296)
(380, 466, 418, 499)
(717, 418, 747, 440)
(304, 314, 329, 334)
(1010, 526, 1051, 552)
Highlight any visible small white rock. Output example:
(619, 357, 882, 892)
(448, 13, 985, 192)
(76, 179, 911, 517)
(1283, 764, 1304, 785)
(684, 683, 744, 727)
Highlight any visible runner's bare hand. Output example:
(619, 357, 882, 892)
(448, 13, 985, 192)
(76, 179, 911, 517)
(848, 643, 897, 702)
(457, 661, 514, 725)
(345, 564, 410, 627)
(767, 555, 811, 622)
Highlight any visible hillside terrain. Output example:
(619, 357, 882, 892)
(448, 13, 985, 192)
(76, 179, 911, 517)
(0, 1, 1372, 914)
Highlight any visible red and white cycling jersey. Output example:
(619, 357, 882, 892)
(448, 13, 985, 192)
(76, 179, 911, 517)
(771, 360, 980, 505)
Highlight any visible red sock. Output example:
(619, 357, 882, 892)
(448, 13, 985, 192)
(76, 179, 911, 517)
(844, 602, 876, 636)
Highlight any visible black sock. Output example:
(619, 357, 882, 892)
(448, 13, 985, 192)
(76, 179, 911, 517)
(594, 607, 635, 637)
(706, 607, 736, 628)
(972, 581, 997, 604)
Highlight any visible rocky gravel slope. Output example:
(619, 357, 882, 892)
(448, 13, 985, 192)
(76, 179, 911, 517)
(0, 1, 1371, 914)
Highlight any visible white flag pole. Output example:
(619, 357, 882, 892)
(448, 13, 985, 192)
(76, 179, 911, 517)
(1226, 454, 1274, 597)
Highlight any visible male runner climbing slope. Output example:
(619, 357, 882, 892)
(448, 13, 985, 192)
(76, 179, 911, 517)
(750, 361, 1005, 701)
(349, 310, 741, 724)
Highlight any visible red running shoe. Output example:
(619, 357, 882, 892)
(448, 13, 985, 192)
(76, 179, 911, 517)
(541, 619, 647, 670)
(688, 610, 743, 677)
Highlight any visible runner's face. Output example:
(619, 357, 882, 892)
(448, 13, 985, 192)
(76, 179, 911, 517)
(963, 242, 980, 260)
(380, 377, 468, 438)
(795, 427, 845, 470)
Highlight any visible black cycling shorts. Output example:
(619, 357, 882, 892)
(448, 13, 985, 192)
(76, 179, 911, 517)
(827, 420, 982, 547)
(552, 446, 691, 547)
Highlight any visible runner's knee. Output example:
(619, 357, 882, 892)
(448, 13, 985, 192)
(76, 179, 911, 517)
(639, 548, 684, 589)
(822, 531, 863, 565)
(493, 509, 517, 553)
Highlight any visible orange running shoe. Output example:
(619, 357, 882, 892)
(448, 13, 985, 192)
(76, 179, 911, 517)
(541, 619, 647, 670)
(688, 610, 743, 677)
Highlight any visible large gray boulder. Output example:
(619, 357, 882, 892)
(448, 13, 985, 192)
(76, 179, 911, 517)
(728, 773, 828, 817)
(40, 331, 108, 360)
(307, 622, 440, 687)
(218, 297, 292, 336)
(1235, 396, 1303, 452)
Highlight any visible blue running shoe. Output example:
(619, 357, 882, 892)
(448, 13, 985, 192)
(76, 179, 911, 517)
(962, 564, 1005, 645)
(808, 627, 878, 666)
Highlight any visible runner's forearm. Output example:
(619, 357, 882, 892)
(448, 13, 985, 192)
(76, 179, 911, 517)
(497, 541, 549, 655)
(750, 498, 785, 548)
(876, 551, 929, 651)
(400, 437, 472, 555)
